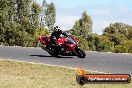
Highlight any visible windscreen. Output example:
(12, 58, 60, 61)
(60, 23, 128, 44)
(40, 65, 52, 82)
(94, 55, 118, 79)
(65, 37, 76, 45)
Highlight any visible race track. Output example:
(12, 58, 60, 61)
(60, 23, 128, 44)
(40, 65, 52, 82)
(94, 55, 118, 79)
(0, 46, 132, 75)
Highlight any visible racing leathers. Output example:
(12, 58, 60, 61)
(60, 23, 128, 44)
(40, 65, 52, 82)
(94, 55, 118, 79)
(50, 30, 67, 55)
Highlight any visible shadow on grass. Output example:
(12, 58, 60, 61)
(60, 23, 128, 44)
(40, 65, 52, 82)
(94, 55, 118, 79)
(30, 55, 74, 58)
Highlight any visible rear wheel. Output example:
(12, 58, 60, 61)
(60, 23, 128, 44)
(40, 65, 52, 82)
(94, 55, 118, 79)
(48, 52, 60, 57)
(46, 47, 60, 57)
(48, 52, 54, 56)
(46, 47, 58, 57)
(75, 47, 86, 58)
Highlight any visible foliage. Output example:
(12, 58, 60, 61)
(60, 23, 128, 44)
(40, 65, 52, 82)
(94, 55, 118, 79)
(79, 11, 92, 37)
(127, 27, 132, 40)
(70, 11, 92, 37)
(0, 0, 50, 47)
(114, 40, 132, 53)
(103, 22, 132, 53)
(44, 2, 56, 30)
(70, 11, 92, 50)
(0, 0, 132, 53)
(88, 34, 114, 52)
(70, 20, 80, 36)
(70, 20, 132, 53)
(87, 34, 96, 51)
(77, 36, 89, 50)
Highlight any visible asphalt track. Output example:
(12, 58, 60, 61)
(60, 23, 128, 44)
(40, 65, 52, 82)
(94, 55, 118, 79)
(0, 46, 132, 75)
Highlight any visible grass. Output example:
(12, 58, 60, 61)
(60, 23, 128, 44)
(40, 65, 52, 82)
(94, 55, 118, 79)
(0, 59, 131, 88)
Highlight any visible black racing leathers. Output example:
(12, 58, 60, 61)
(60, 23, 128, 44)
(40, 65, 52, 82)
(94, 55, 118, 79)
(50, 31, 67, 55)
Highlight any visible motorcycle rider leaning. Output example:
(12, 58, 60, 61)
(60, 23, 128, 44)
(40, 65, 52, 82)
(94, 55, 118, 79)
(50, 26, 68, 55)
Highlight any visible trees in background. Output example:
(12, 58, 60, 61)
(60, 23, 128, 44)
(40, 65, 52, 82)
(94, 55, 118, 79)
(70, 11, 92, 50)
(114, 40, 132, 53)
(70, 11, 92, 37)
(0, 0, 55, 46)
(41, 0, 56, 31)
(79, 11, 92, 36)
(70, 13, 132, 53)
(103, 23, 132, 53)
(86, 33, 114, 52)
(45, 3, 56, 30)
(0, 0, 131, 53)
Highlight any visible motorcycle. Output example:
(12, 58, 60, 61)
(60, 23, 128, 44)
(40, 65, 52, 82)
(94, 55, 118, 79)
(39, 32, 86, 58)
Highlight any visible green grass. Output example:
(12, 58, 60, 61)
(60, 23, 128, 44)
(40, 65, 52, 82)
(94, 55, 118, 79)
(0, 59, 131, 88)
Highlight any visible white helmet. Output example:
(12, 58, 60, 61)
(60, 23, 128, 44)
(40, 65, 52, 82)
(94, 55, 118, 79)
(54, 26, 61, 32)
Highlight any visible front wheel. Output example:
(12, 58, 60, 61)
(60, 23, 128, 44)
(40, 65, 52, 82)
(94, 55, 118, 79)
(75, 47, 86, 58)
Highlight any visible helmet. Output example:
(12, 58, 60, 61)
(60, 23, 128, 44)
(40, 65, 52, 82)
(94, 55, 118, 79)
(54, 26, 61, 32)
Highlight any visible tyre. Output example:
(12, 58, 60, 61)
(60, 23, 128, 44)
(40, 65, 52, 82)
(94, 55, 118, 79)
(47, 50, 60, 57)
(75, 47, 86, 58)
(48, 52, 54, 56)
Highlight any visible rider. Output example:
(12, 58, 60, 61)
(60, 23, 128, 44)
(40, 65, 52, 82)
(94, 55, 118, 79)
(50, 26, 68, 55)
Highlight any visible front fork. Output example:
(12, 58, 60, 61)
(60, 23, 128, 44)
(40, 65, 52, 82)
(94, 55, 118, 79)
(73, 46, 80, 55)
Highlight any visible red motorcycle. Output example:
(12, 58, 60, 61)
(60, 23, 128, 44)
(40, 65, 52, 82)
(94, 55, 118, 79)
(39, 32, 86, 58)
